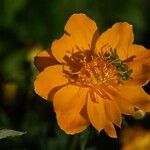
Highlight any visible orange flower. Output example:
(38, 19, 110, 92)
(34, 13, 150, 138)
(121, 126, 150, 150)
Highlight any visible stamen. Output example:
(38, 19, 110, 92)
(77, 59, 118, 87)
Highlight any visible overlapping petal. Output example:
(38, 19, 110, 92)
(104, 122, 117, 138)
(114, 96, 135, 115)
(87, 93, 106, 132)
(56, 109, 89, 134)
(104, 100, 122, 127)
(127, 62, 150, 86)
(51, 34, 76, 63)
(119, 86, 150, 112)
(127, 44, 150, 63)
(53, 85, 89, 134)
(102, 85, 135, 115)
(53, 84, 89, 112)
(34, 65, 68, 100)
(87, 92, 118, 137)
(52, 14, 99, 63)
(126, 44, 150, 86)
(65, 13, 99, 50)
(95, 22, 133, 60)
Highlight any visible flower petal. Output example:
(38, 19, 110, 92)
(34, 65, 68, 100)
(53, 84, 89, 134)
(127, 44, 150, 63)
(115, 96, 135, 115)
(104, 122, 117, 138)
(95, 22, 133, 60)
(125, 44, 150, 86)
(87, 93, 106, 132)
(53, 84, 89, 113)
(56, 108, 89, 134)
(51, 34, 76, 63)
(119, 86, 150, 112)
(34, 50, 59, 71)
(104, 85, 135, 115)
(104, 100, 122, 127)
(65, 13, 99, 50)
(127, 63, 150, 86)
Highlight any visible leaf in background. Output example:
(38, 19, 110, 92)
(0, 129, 26, 140)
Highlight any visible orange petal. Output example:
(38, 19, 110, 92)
(87, 93, 106, 132)
(104, 122, 117, 138)
(104, 85, 135, 115)
(34, 50, 59, 71)
(95, 22, 133, 60)
(125, 44, 150, 86)
(119, 86, 150, 112)
(114, 96, 135, 115)
(51, 34, 76, 63)
(53, 84, 89, 113)
(56, 108, 89, 134)
(127, 44, 150, 63)
(104, 100, 122, 127)
(53, 84, 89, 134)
(34, 65, 68, 100)
(127, 63, 150, 86)
(65, 13, 99, 50)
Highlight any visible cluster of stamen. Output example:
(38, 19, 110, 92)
(77, 59, 118, 87)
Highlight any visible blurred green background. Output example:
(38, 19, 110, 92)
(0, 0, 150, 149)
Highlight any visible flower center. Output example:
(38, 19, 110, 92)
(63, 49, 133, 89)
(77, 59, 118, 87)
(63, 49, 133, 100)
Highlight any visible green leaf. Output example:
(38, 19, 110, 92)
(0, 129, 26, 140)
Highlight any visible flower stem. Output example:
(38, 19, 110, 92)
(70, 135, 79, 150)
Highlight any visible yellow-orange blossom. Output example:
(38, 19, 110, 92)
(34, 13, 150, 138)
